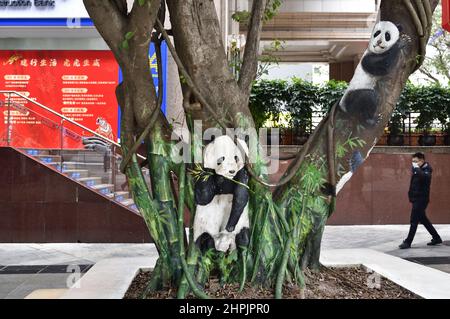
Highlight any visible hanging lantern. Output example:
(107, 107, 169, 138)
(444, 0, 450, 32)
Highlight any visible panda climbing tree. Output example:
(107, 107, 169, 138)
(83, 0, 439, 299)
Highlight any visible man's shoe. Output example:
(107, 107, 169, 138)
(399, 241, 411, 249)
(427, 238, 443, 246)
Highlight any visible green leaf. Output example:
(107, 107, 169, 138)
(121, 39, 129, 50)
(125, 31, 135, 40)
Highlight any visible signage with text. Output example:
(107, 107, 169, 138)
(0, 50, 119, 148)
(0, 0, 89, 18)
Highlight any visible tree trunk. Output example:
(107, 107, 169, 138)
(84, 0, 439, 298)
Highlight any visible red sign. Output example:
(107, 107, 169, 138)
(444, 0, 450, 32)
(0, 50, 119, 149)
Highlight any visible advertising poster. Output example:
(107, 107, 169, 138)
(444, 0, 450, 32)
(0, 50, 119, 148)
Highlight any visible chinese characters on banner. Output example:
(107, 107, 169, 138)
(0, 50, 119, 149)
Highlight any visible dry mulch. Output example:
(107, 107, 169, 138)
(124, 266, 420, 299)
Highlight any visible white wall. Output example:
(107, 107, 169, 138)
(261, 63, 330, 84)
(261, 63, 313, 81)
(278, 0, 377, 13)
(245, 0, 376, 13)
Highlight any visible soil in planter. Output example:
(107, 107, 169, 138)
(124, 266, 420, 299)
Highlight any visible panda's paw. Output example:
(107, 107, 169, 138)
(225, 225, 235, 232)
(215, 232, 234, 252)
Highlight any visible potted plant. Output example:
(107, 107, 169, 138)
(417, 125, 437, 146)
(249, 80, 288, 146)
(443, 125, 450, 146)
(287, 78, 315, 145)
(416, 121, 437, 146)
(436, 99, 450, 146)
(414, 100, 437, 146)
(387, 113, 405, 146)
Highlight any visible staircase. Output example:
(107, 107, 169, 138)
(0, 91, 154, 243)
(22, 148, 139, 213)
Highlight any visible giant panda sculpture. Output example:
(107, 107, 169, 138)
(193, 135, 250, 253)
(339, 21, 402, 127)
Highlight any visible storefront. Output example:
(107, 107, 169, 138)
(0, 0, 167, 146)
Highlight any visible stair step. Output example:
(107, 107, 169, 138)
(91, 184, 114, 195)
(61, 152, 107, 163)
(106, 191, 130, 201)
(59, 162, 104, 170)
(24, 149, 49, 156)
(76, 177, 103, 187)
(34, 155, 62, 164)
(120, 199, 135, 207)
(63, 170, 89, 179)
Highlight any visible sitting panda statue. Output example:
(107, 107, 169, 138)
(339, 21, 402, 127)
(193, 135, 250, 253)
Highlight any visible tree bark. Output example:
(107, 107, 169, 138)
(84, 0, 439, 298)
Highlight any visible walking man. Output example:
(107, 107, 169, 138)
(399, 152, 443, 249)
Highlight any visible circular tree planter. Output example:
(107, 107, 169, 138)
(444, 135, 450, 146)
(419, 135, 437, 146)
(387, 134, 405, 146)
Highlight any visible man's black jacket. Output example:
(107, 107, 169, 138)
(408, 162, 432, 203)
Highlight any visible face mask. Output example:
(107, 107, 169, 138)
(412, 162, 419, 168)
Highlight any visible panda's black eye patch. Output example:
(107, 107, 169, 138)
(217, 157, 225, 165)
(385, 32, 391, 41)
(234, 156, 239, 163)
(374, 30, 381, 38)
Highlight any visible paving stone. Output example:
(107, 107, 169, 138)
(25, 289, 69, 299)
(0, 265, 46, 275)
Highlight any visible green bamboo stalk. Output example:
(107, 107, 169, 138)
(141, 258, 163, 298)
(275, 236, 292, 299)
(147, 137, 183, 282)
(176, 174, 199, 298)
(176, 164, 210, 299)
(120, 113, 173, 288)
(239, 248, 248, 292)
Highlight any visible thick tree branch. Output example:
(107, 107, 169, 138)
(275, 0, 439, 199)
(238, 0, 267, 94)
(83, 0, 127, 56)
(166, 0, 245, 128)
(113, 0, 129, 16)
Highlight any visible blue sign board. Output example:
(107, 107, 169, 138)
(118, 41, 169, 138)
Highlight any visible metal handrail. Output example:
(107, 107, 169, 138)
(0, 90, 147, 160)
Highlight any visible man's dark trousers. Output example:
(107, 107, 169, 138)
(405, 199, 440, 244)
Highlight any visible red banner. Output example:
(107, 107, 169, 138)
(444, 0, 450, 32)
(0, 50, 119, 149)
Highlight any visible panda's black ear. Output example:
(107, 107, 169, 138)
(203, 135, 215, 146)
(396, 24, 403, 33)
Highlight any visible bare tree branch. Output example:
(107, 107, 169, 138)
(419, 65, 441, 84)
(238, 0, 267, 94)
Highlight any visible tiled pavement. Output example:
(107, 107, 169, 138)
(0, 263, 94, 299)
(322, 225, 450, 274)
(0, 226, 449, 298)
(0, 244, 156, 299)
